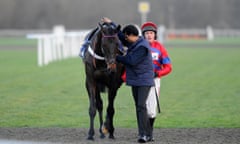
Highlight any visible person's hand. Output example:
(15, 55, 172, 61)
(101, 17, 112, 23)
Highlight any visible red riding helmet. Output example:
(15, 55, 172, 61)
(141, 21, 157, 34)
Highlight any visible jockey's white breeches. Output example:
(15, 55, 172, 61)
(146, 78, 161, 118)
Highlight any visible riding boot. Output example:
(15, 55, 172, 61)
(148, 118, 155, 141)
(149, 118, 155, 128)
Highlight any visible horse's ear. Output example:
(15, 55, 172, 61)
(116, 25, 121, 32)
(98, 22, 103, 29)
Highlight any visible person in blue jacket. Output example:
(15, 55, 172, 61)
(102, 17, 155, 143)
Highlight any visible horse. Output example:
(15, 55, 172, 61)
(82, 22, 124, 140)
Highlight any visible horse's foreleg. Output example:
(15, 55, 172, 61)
(104, 90, 117, 139)
(86, 82, 97, 140)
(106, 102, 115, 139)
(96, 92, 105, 139)
(88, 96, 96, 140)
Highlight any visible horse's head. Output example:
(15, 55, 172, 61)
(99, 23, 121, 73)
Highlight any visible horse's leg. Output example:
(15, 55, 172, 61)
(104, 89, 117, 139)
(86, 81, 96, 140)
(95, 90, 105, 139)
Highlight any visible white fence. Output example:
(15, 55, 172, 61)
(23, 26, 240, 67)
(27, 26, 89, 67)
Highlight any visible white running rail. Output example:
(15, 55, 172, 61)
(27, 25, 90, 67)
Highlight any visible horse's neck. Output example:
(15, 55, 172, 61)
(92, 39, 103, 56)
(90, 33, 106, 68)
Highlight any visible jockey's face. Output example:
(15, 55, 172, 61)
(144, 31, 155, 43)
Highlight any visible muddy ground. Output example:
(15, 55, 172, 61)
(0, 128, 240, 144)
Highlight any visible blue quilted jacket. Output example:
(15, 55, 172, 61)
(117, 36, 154, 86)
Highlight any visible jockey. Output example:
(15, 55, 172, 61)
(141, 22, 172, 79)
(141, 21, 172, 141)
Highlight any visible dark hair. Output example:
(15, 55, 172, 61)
(122, 24, 139, 36)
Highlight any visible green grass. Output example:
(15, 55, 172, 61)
(0, 37, 37, 46)
(159, 47, 240, 128)
(0, 38, 240, 128)
(165, 37, 240, 45)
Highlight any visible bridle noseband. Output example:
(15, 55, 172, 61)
(101, 33, 118, 39)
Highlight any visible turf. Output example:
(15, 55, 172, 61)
(0, 38, 240, 128)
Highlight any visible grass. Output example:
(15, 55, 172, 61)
(0, 37, 37, 46)
(165, 37, 240, 45)
(0, 38, 240, 128)
(159, 47, 240, 128)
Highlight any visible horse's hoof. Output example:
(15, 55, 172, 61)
(100, 133, 105, 139)
(109, 135, 115, 139)
(101, 125, 109, 134)
(87, 136, 94, 140)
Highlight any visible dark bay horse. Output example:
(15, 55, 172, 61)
(82, 23, 124, 140)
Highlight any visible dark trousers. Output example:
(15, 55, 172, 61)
(132, 86, 151, 137)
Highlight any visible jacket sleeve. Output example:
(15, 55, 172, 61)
(116, 46, 148, 66)
(156, 63, 172, 77)
(117, 30, 132, 47)
(155, 42, 172, 77)
(110, 22, 131, 47)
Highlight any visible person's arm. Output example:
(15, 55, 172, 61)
(117, 32, 131, 47)
(101, 17, 131, 47)
(156, 62, 172, 77)
(116, 46, 148, 66)
(155, 46, 172, 77)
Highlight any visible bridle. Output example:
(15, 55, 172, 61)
(101, 33, 118, 39)
(88, 32, 118, 61)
